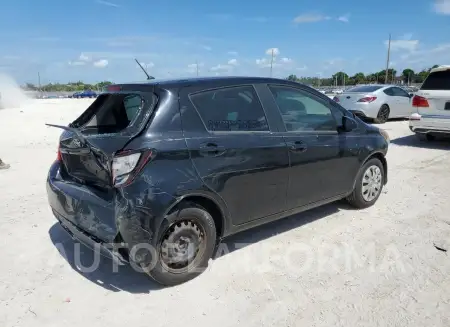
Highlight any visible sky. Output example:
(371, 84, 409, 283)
(0, 0, 449, 84)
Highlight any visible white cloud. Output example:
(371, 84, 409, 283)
(337, 14, 350, 22)
(297, 66, 308, 71)
(227, 51, 238, 56)
(293, 14, 331, 24)
(187, 62, 204, 73)
(386, 39, 419, 52)
(95, 0, 119, 7)
(68, 61, 86, 66)
(265, 48, 280, 56)
(210, 64, 233, 72)
(256, 58, 270, 67)
(434, 0, 450, 14)
(138, 62, 154, 69)
(79, 53, 90, 62)
(280, 57, 293, 63)
(93, 59, 108, 68)
(202, 45, 212, 51)
(401, 33, 413, 40)
(228, 59, 238, 65)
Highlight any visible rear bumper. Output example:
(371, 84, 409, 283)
(46, 161, 155, 266)
(409, 113, 450, 135)
(344, 103, 380, 119)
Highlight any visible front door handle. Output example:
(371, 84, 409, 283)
(288, 141, 307, 153)
(199, 143, 226, 157)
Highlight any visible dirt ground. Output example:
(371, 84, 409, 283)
(1, 99, 450, 327)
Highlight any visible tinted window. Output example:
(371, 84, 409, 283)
(347, 85, 383, 93)
(391, 87, 409, 97)
(190, 86, 269, 132)
(421, 70, 450, 90)
(383, 88, 394, 96)
(269, 85, 336, 132)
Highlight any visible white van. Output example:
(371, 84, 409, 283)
(409, 65, 450, 141)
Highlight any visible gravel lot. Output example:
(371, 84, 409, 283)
(1, 99, 450, 327)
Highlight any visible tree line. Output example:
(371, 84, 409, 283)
(286, 65, 440, 87)
(22, 81, 114, 92)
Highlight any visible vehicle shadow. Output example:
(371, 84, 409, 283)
(48, 200, 345, 291)
(391, 134, 450, 149)
(215, 201, 343, 258)
(48, 223, 162, 294)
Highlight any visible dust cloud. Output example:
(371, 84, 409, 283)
(0, 74, 31, 109)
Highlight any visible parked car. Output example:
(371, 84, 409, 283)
(409, 65, 450, 141)
(333, 85, 415, 123)
(72, 90, 97, 98)
(46, 77, 389, 286)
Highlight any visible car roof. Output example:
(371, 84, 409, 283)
(119, 76, 302, 89)
(430, 65, 450, 73)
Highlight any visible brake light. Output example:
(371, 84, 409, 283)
(412, 95, 429, 107)
(333, 96, 339, 102)
(357, 96, 377, 103)
(112, 150, 153, 187)
(107, 85, 121, 92)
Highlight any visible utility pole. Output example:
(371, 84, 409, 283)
(270, 49, 274, 77)
(385, 33, 391, 84)
(38, 72, 41, 97)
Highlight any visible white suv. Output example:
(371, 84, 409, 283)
(409, 65, 450, 141)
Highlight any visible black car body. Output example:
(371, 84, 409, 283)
(46, 77, 389, 285)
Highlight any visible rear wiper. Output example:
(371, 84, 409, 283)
(46, 124, 89, 147)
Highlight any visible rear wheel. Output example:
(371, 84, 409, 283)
(374, 104, 390, 124)
(146, 203, 217, 286)
(346, 158, 384, 209)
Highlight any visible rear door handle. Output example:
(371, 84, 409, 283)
(199, 143, 226, 156)
(288, 141, 307, 153)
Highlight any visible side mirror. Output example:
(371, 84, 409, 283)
(342, 116, 358, 132)
(409, 93, 414, 97)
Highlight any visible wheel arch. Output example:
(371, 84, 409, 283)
(362, 151, 388, 185)
(164, 193, 228, 239)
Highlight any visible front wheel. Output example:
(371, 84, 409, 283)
(145, 203, 217, 286)
(346, 158, 384, 209)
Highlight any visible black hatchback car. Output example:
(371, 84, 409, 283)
(47, 77, 389, 286)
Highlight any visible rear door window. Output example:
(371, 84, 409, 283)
(421, 70, 450, 90)
(189, 85, 269, 132)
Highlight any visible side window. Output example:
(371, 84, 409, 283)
(391, 87, 409, 97)
(383, 88, 394, 96)
(268, 85, 337, 132)
(190, 86, 269, 132)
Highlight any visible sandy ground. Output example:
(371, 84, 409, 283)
(1, 99, 450, 327)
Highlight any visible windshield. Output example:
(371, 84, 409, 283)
(346, 85, 383, 93)
(421, 70, 450, 90)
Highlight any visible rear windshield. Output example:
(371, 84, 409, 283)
(421, 70, 450, 90)
(346, 85, 383, 93)
(76, 93, 154, 134)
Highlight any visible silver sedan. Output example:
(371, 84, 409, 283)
(333, 85, 415, 123)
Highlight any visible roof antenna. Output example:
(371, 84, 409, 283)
(135, 58, 155, 80)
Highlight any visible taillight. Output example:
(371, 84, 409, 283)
(57, 145, 62, 162)
(412, 95, 429, 107)
(333, 96, 339, 102)
(357, 96, 377, 103)
(112, 150, 153, 187)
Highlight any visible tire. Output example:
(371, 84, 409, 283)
(374, 104, 390, 124)
(145, 203, 217, 286)
(416, 133, 435, 142)
(346, 158, 384, 209)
